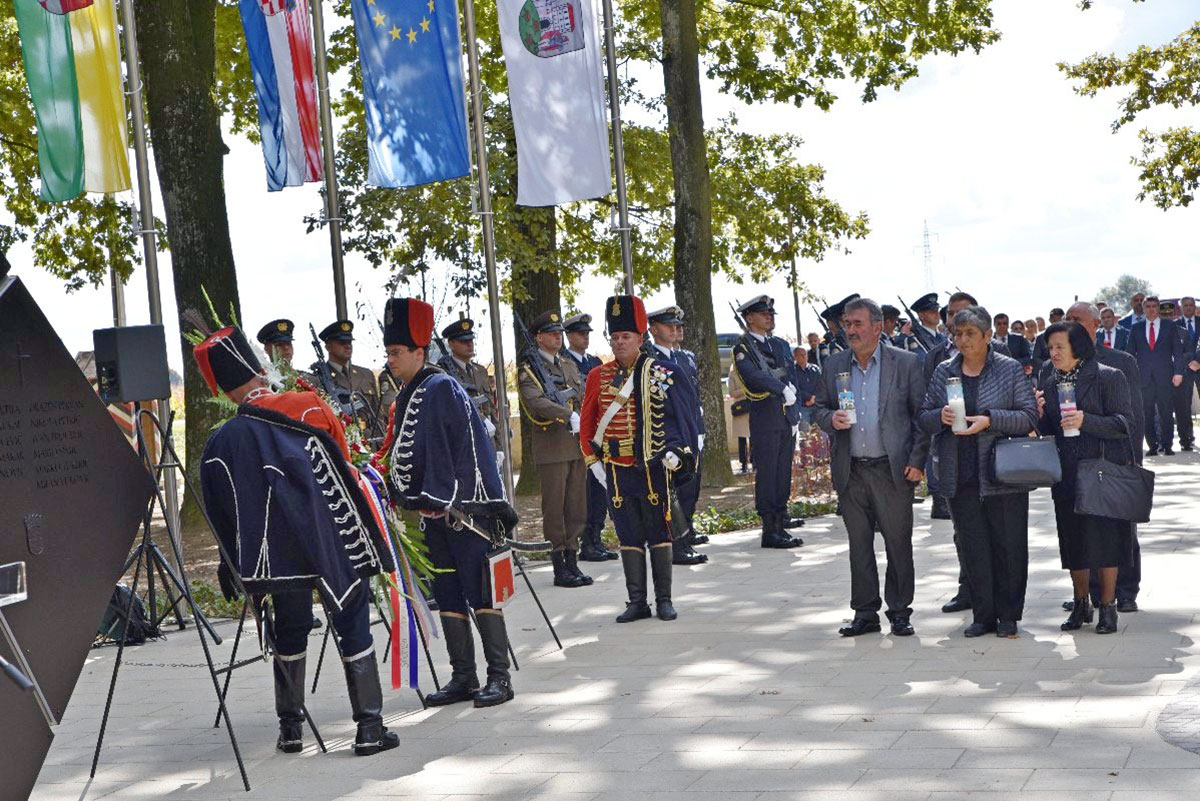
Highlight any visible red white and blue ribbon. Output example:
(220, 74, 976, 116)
(359, 464, 436, 690)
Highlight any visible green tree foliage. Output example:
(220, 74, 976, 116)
(1061, 4, 1200, 208)
(1094, 273, 1153, 315)
(0, 7, 155, 289)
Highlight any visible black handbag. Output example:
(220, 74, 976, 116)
(992, 436, 1062, 487)
(1074, 419, 1154, 523)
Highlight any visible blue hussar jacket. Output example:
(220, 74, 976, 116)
(732, 333, 803, 430)
(200, 404, 395, 611)
(385, 366, 509, 517)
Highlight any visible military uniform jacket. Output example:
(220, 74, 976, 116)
(518, 351, 584, 465)
(564, 349, 602, 380)
(327, 361, 381, 412)
(579, 354, 701, 500)
(378, 365, 401, 415)
(643, 342, 706, 438)
(200, 403, 395, 612)
(439, 355, 503, 453)
(385, 366, 508, 516)
(733, 333, 803, 431)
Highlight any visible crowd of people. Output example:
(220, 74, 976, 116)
(182, 283, 1192, 758)
(796, 290, 1196, 640)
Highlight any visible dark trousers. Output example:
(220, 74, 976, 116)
(737, 437, 751, 468)
(1089, 524, 1141, 602)
(838, 458, 915, 622)
(1144, 381, 1175, 450)
(585, 469, 608, 532)
(424, 517, 493, 613)
(272, 584, 372, 658)
(949, 491, 1029, 624)
(750, 428, 795, 518)
(1173, 373, 1195, 446)
(676, 462, 702, 525)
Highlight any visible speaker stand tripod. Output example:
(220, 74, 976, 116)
(90, 407, 250, 790)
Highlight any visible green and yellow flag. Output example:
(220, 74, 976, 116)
(14, 0, 130, 202)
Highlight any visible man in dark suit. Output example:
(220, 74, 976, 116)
(733, 295, 804, 549)
(1123, 296, 1185, 455)
(1096, 307, 1129, 350)
(993, 313, 1030, 363)
(1119, 292, 1147, 330)
(812, 298, 928, 637)
(1161, 300, 1197, 450)
(1065, 302, 1144, 613)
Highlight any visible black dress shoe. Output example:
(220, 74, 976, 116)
(783, 517, 806, 528)
(1182, 443, 1194, 452)
(761, 530, 803, 549)
(941, 597, 972, 614)
(1117, 598, 1138, 613)
(890, 617, 914, 636)
(1147, 447, 1160, 456)
(838, 618, 882, 637)
(996, 620, 1018, 638)
(616, 602, 652, 623)
(1162, 447, 1175, 455)
(963, 622, 996, 638)
(673, 546, 708, 565)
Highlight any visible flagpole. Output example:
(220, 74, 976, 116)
(309, 0, 348, 321)
(118, 0, 180, 545)
(109, 265, 126, 326)
(461, 0, 517, 500)
(600, 0, 634, 294)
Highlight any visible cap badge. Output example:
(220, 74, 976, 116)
(277, 321, 287, 332)
(461, 321, 470, 330)
(340, 322, 351, 331)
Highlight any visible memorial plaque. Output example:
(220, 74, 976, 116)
(0, 275, 155, 801)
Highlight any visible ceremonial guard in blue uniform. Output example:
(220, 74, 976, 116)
(644, 305, 709, 566)
(732, 295, 805, 549)
(562, 312, 619, 562)
(893, 292, 946, 360)
(379, 298, 519, 709)
(580, 296, 701, 622)
(196, 326, 399, 757)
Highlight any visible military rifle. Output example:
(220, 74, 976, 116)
(728, 301, 790, 383)
(896, 296, 936, 354)
(308, 323, 358, 416)
(515, 314, 576, 408)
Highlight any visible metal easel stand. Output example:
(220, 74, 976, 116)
(90, 408, 249, 790)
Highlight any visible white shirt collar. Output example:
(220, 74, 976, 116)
(653, 342, 672, 357)
(748, 331, 767, 343)
(567, 348, 588, 362)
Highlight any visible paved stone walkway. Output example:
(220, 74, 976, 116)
(30, 455, 1200, 800)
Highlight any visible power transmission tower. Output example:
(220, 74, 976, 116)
(919, 220, 938, 292)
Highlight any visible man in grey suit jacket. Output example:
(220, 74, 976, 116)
(813, 298, 929, 637)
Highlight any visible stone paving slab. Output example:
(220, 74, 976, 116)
(26, 454, 1200, 799)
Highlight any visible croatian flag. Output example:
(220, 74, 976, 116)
(238, 0, 322, 191)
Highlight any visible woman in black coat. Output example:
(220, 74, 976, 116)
(1037, 322, 1135, 635)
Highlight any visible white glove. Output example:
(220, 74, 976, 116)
(664, 451, 682, 471)
(698, 434, 706, 452)
(569, 411, 581, 434)
(782, 384, 798, 407)
(483, 417, 497, 438)
(589, 461, 607, 489)
(495, 450, 505, 470)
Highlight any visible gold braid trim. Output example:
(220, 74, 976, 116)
(733, 350, 772, 401)
(518, 363, 558, 428)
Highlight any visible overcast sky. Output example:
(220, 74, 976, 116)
(9, 0, 1197, 373)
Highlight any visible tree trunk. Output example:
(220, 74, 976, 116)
(510, 207, 560, 496)
(135, 0, 241, 524)
(659, 0, 731, 487)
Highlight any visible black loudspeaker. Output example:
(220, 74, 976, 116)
(92, 324, 170, 404)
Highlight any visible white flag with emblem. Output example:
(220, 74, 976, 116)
(495, 0, 612, 206)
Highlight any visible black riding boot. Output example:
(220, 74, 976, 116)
(565, 550, 594, 585)
(616, 548, 652, 622)
(273, 654, 306, 754)
(552, 551, 588, 588)
(473, 611, 515, 707)
(1061, 596, 1093, 631)
(649, 545, 677, 621)
(343, 651, 400, 756)
(424, 614, 479, 706)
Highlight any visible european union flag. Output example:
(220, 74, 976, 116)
(351, 0, 470, 187)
